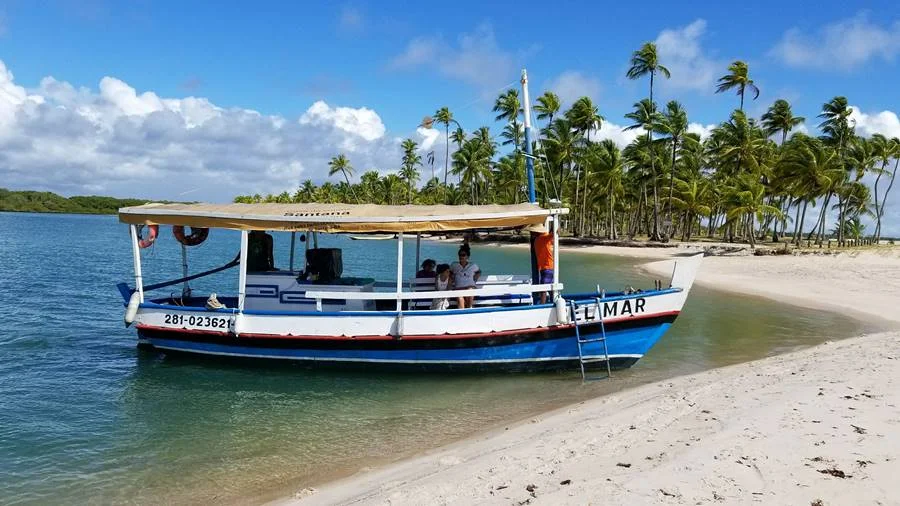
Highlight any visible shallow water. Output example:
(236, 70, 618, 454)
(0, 212, 884, 504)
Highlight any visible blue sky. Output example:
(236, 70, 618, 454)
(4, 1, 899, 131)
(1, 0, 899, 221)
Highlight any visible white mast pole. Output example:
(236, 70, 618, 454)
(521, 69, 536, 203)
(238, 230, 249, 312)
(129, 225, 145, 303)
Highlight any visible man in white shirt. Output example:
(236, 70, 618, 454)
(450, 245, 480, 308)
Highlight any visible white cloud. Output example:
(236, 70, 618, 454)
(770, 13, 900, 70)
(0, 59, 413, 201)
(545, 71, 601, 107)
(416, 126, 440, 152)
(299, 101, 385, 142)
(849, 105, 900, 140)
(589, 121, 641, 147)
(687, 122, 715, 140)
(389, 23, 518, 93)
(654, 19, 720, 92)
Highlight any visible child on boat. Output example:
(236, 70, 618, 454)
(431, 264, 453, 310)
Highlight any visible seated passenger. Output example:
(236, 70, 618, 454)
(430, 264, 453, 310)
(416, 259, 437, 278)
(451, 245, 480, 309)
(247, 230, 275, 271)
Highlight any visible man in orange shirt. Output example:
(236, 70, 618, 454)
(529, 221, 554, 304)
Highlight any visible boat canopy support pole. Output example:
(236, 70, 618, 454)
(129, 225, 145, 303)
(552, 214, 560, 301)
(396, 232, 404, 312)
(238, 230, 249, 312)
(289, 232, 296, 272)
(521, 69, 536, 204)
(414, 233, 421, 282)
(180, 244, 190, 298)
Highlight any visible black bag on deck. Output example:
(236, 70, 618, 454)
(306, 248, 343, 283)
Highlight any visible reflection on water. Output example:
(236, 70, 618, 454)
(0, 212, 886, 504)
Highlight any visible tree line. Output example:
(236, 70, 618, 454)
(0, 188, 152, 215)
(235, 43, 899, 246)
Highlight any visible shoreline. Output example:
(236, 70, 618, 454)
(275, 247, 900, 505)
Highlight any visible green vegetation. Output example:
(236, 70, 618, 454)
(0, 188, 151, 214)
(233, 45, 900, 247)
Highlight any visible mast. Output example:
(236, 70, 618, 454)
(521, 69, 536, 204)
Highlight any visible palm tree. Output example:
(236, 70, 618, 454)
(493, 89, 522, 150)
(543, 118, 578, 209)
(818, 96, 856, 243)
(328, 154, 359, 202)
(626, 42, 671, 111)
(534, 91, 561, 127)
(452, 138, 493, 204)
(871, 135, 900, 241)
(627, 43, 670, 239)
(625, 99, 664, 239)
(780, 135, 843, 245)
(723, 175, 782, 248)
(433, 107, 455, 185)
(761, 99, 805, 145)
(658, 100, 688, 234)
(566, 96, 604, 235)
(715, 61, 760, 111)
(595, 139, 625, 239)
(400, 138, 422, 203)
(876, 137, 900, 241)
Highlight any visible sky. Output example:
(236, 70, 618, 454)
(1, 0, 899, 231)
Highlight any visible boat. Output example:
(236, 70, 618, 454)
(115, 70, 702, 375)
(349, 233, 396, 240)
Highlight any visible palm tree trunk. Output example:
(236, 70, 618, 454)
(872, 164, 884, 239)
(443, 125, 450, 185)
(573, 168, 581, 236)
(877, 159, 898, 242)
(796, 200, 808, 246)
(747, 213, 755, 248)
(814, 191, 833, 245)
(665, 138, 677, 235)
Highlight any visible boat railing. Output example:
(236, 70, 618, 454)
(302, 283, 563, 311)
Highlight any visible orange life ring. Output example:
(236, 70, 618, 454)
(137, 224, 158, 248)
(173, 225, 209, 246)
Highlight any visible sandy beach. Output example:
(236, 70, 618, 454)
(279, 247, 900, 506)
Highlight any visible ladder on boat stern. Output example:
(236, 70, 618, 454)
(569, 298, 612, 382)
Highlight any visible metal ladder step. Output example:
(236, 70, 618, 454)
(569, 298, 612, 382)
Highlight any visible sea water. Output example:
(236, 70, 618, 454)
(0, 212, 882, 504)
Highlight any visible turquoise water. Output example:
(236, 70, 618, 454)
(0, 212, 883, 504)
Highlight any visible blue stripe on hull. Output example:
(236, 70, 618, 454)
(143, 322, 671, 370)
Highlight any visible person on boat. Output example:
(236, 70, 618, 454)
(529, 221, 554, 304)
(416, 259, 436, 278)
(247, 230, 275, 271)
(451, 244, 480, 309)
(430, 264, 453, 310)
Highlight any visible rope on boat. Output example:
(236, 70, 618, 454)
(140, 257, 240, 293)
